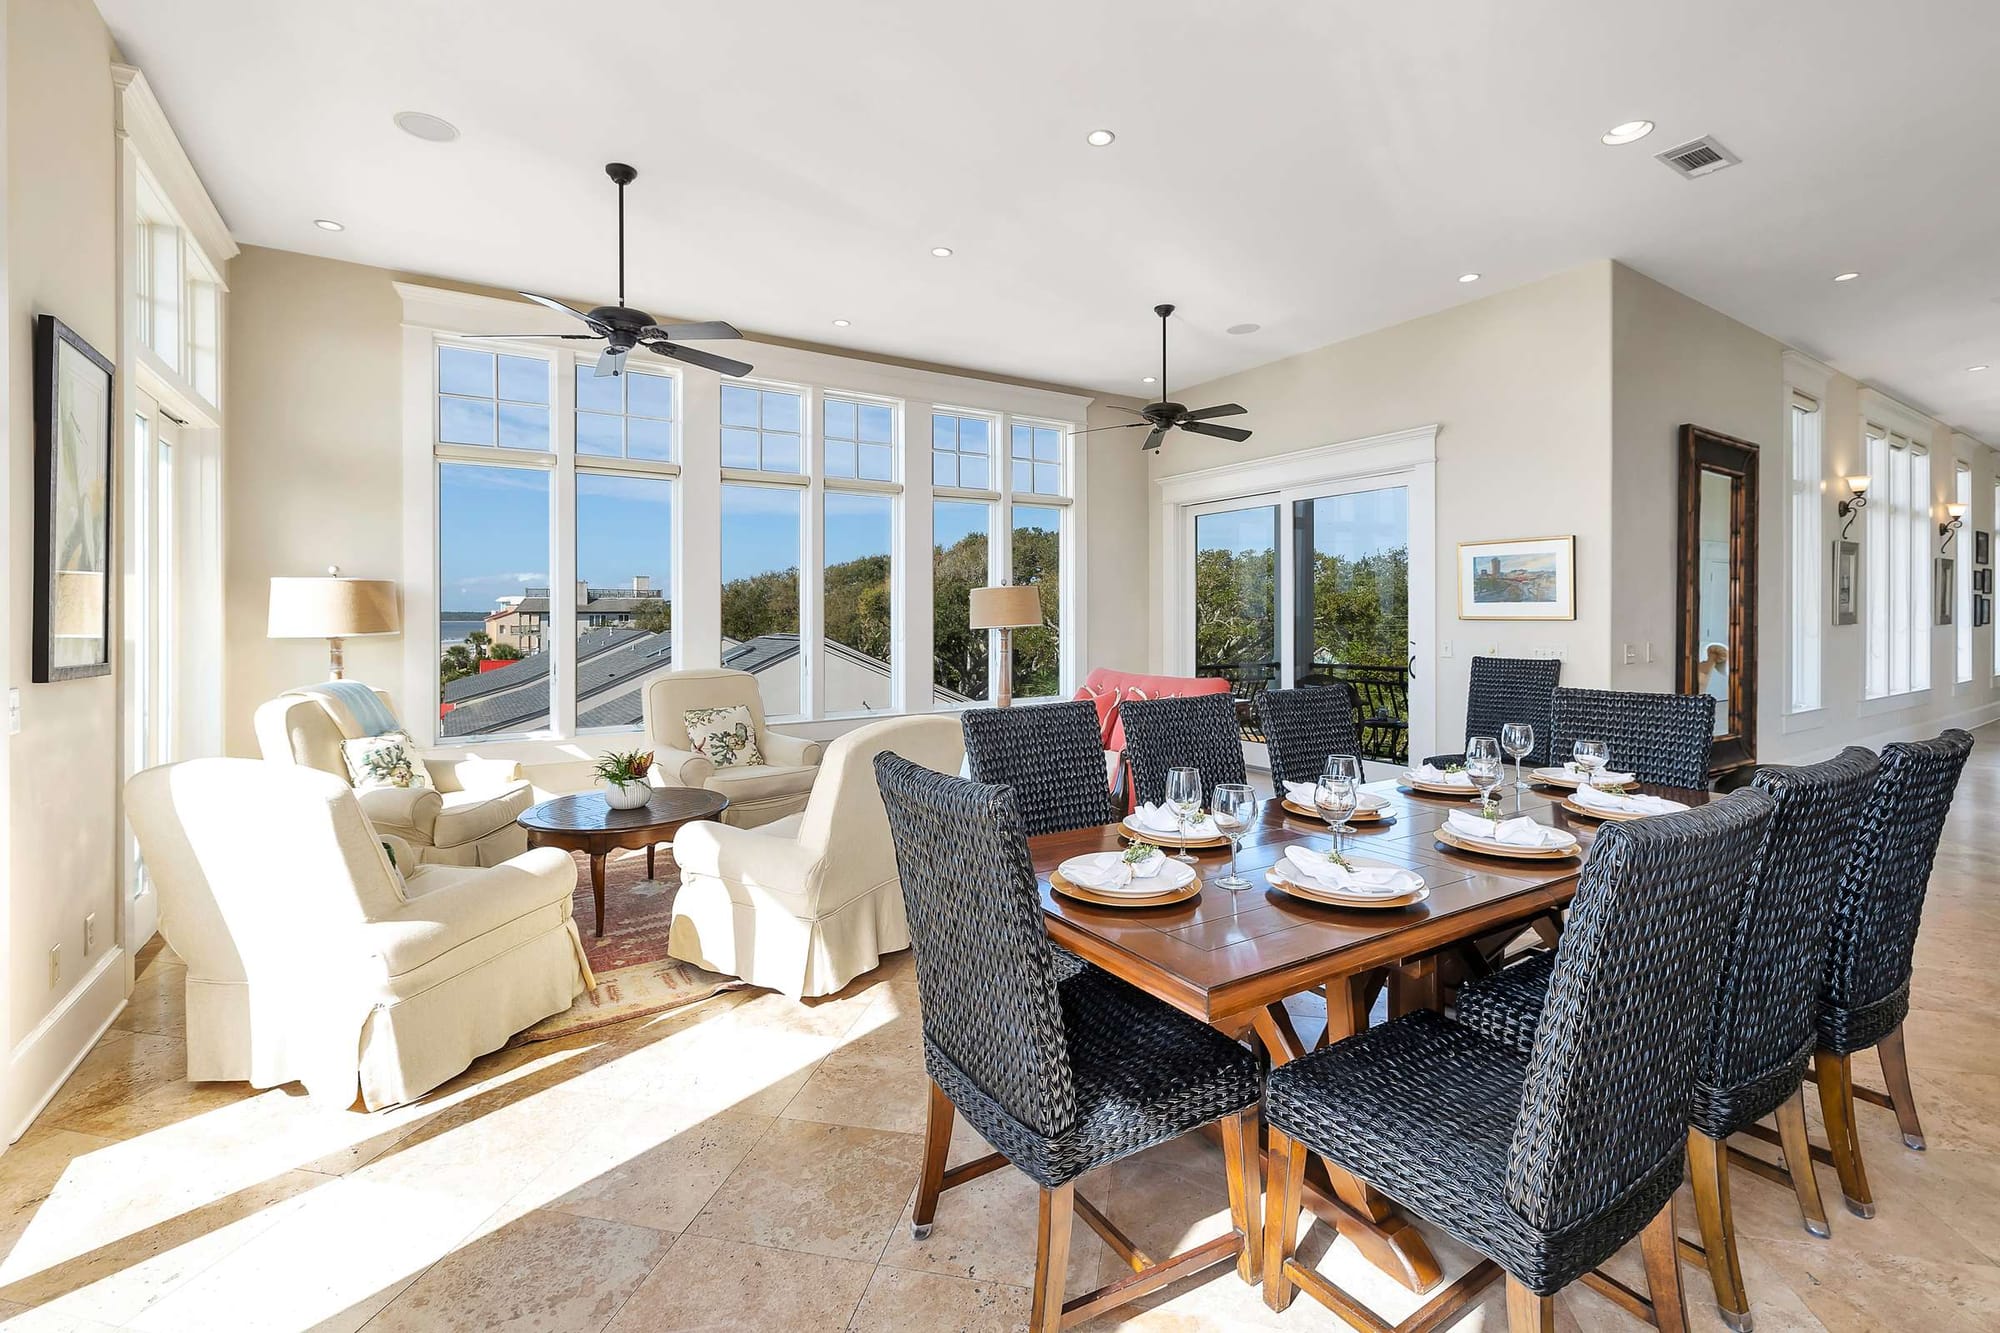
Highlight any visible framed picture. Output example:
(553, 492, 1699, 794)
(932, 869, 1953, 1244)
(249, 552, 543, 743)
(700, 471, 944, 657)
(1976, 596, 1992, 629)
(32, 315, 115, 682)
(1456, 535, 1576, 620)
(1832, 540, 1860, 626)
(1936, 558, 1955, 626)
(1975, 568, 1993, 595)
(1977, 529, 1991, 567)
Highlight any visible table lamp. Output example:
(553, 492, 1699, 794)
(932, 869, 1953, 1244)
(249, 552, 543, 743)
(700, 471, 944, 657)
(268, 566, 401, 679)
(969, 584, 1044, 708)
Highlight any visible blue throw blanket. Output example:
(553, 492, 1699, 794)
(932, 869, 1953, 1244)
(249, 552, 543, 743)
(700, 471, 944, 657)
(314, 680, 402, 737)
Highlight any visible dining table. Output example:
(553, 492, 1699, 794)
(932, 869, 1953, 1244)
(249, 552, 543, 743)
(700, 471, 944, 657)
(1027, 774, 1716, 1297)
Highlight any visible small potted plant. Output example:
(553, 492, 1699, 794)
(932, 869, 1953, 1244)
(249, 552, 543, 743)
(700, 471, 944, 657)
(593, 749, 655, 810)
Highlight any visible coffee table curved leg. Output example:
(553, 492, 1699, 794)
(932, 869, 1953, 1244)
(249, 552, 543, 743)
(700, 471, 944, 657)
(590, 852, 607, 938)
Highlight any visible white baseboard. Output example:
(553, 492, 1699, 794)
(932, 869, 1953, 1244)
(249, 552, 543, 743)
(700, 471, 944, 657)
(4, 947, 128, 1146)
(1765, 698, 2000, 766)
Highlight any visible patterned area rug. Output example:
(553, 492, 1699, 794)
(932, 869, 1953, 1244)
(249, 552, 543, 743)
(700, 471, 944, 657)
(513, 846, 740, 1044)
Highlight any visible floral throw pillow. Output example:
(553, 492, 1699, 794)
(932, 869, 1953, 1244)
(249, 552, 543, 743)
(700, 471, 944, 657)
(341, 732, 434, 790)
(683, 705, 764, 769)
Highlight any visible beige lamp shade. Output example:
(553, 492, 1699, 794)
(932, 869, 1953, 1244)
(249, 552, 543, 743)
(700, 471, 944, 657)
(969, 584, 1044, 630)
(268, 574, 401, 638)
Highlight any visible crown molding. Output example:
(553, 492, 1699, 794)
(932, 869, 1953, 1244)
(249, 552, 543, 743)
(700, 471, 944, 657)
(112, 65, 238, 269)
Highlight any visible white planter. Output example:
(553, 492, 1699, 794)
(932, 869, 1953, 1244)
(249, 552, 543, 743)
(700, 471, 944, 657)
(600, 780, 652, 810)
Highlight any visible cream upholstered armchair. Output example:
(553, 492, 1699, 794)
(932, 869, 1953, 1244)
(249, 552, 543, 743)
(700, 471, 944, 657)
(254, 685, 532, 867)
(669, 714, 963, 998)
(125, 758, 592, 1110)
(641, 668, 825, 828)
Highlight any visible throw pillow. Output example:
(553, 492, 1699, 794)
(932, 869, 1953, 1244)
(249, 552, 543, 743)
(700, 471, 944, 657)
(683, 705, 765, 769)
(341, 731, 434, 790)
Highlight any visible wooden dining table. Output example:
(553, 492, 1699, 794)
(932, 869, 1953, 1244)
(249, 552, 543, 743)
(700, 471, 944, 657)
(1027, 775, 1715, 1296)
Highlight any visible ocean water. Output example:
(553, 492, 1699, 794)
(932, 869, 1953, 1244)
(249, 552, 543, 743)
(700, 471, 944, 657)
(439, 616, 486, 648)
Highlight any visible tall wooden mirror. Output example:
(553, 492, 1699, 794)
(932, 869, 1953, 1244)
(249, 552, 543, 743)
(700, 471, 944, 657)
(1676, 425, 1759, 776)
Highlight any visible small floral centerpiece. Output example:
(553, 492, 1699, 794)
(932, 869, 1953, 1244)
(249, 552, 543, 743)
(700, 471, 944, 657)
(593, 749, 655, 810)
(1478, 796, 1503, 824)
(1120, 837, 1167, 880)
(1442, 763, 1467, 775)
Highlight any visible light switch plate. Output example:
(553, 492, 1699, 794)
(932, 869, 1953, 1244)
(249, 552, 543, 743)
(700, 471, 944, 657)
(6, 688, 19, 736)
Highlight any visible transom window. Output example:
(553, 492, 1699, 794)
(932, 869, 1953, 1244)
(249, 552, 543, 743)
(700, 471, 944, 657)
(722, 383, 803, 473)
(438, 346, 551, 450)
(1863, 429, 1931, 699)
(824, 396, 895, 481)
(1786, 394, 1823, 713)
(1010, 422, 1064, 495)
(932, 412, 993, 489)
(577, 363, 676, 461)
(1955, 462, 1972, 684)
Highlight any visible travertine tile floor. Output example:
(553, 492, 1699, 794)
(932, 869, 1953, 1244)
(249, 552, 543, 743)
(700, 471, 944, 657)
(3, 722, 1995, 1331)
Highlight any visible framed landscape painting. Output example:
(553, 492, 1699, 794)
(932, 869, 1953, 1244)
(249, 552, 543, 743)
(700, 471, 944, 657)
(33, 315, 115, 682)
(1457, 535, 1575, 621)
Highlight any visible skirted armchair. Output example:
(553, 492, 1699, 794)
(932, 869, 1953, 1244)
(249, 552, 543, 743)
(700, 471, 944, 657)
(641, 668, 824, 828)
(254, 686, 532, 867)
(668, 714, 964, 998)
(125, 758, 593, 1110)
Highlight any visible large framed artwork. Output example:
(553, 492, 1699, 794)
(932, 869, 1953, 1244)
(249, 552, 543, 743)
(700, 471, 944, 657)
(33, 315, 116, 682)
(1456, 535, 1576, 620)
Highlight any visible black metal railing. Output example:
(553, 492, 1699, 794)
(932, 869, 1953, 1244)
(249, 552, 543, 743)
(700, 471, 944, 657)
(1303, 663, 1410, 764)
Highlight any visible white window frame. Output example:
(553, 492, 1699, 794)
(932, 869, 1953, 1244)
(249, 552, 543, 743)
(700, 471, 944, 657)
(1781, 351, 1830, 722)
(397, 283, 1088, 748)
(1860, 394, 1935, 705)
(1954, 460, 1973, 686)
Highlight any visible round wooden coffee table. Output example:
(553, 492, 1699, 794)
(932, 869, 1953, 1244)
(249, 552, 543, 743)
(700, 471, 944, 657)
(518, 787, 729, 938)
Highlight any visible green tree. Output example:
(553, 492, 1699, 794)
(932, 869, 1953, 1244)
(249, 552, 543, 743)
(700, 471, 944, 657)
(931, 532, 990, 699)
(631, 598, 673, 634)
(439, 644, 478, 687)
(490, 642, 522, 661)
(465, 629, 492, 661)
(1009, 522, 1061, 699)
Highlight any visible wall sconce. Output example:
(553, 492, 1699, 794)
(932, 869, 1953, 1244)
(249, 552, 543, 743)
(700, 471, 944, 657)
(1837, 475, 1870, 539)
(1939, 501, 1968, 553)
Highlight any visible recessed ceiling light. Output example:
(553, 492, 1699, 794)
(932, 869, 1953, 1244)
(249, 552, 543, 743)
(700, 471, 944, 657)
(1226, 323, 1261, 335)
(1601, 120, 1654, 146)
(1086, 129, 1116, 147)
(1834, 271, 1860, 282)
(831, 318, 851, 327)
(1458, 273, 1481, 284)
(313, 218, 345, 232)
(393, 110, 459, 142)
(1971, 364, 1991, 373)
(930, 246, 953, 258)
(1141, 376, 1157, 384)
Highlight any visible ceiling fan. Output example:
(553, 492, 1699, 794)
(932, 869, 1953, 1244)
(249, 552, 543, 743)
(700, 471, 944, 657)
(470, 162, 753, 379)
(1076, 304, 1251, 451)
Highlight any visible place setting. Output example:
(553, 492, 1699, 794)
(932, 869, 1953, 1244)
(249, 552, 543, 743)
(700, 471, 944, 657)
(1265, 843, 1429, 910)
(1280, 755, 1394, 826)
(1560, 784, 1691, 823)
(1530, 737, 1640, 792)
(1434, 799, 1581, 860)
(1122, 765, 1233, 851)
(1050, 839, 1202, 908)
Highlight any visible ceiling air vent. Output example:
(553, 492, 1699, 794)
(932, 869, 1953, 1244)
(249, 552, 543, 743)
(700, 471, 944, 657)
(1655, 135, 1740, 179)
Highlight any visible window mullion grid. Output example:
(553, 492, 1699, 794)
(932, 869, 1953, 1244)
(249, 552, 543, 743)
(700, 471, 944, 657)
(802, 385, 825, 721)
(549, 353, 580, 738)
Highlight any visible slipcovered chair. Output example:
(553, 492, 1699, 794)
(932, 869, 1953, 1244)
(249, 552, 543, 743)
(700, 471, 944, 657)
(641, 668, 824, 829)
(254, 685, 532, 867)
(668, 714, 962, 999)
(125, 758, 592, 1111)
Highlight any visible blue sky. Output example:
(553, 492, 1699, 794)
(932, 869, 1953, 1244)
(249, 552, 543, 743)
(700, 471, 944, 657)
(1194, 486, 1407, 562)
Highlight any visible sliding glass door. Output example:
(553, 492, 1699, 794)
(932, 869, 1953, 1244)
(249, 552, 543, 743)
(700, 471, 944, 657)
(1192, 504, 1281, 701)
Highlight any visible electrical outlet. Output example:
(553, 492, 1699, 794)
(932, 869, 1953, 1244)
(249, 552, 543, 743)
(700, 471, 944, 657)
(49, 944, 61, 989)
(84, 913, 96, 954)
(6, 688, 19, 736)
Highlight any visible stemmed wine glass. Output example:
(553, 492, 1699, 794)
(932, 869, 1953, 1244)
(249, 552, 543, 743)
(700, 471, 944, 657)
(1211, 783, 1256, 891)
(1466, 737, 1503, 816)
(1314, 771, 1358, 857)
(1500, 722, 1534, 792)
(1573, 738, 1609, 785)
(1164, 767, 1203, 866)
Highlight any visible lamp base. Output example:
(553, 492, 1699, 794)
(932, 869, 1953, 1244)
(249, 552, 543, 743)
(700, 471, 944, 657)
(996, 628, 1014, 708)
(327, 636, 346, 681)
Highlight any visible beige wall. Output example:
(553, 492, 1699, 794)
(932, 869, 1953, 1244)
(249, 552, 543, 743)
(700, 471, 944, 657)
(4, 0, 123, 1126)
(1147, 264, 1617, 756)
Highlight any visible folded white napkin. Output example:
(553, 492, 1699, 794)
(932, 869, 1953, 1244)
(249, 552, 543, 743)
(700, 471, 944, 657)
(1284, 780, 1389, 811)
(1133, 802, 1219, 838)
(1445, 810, 1575, 849)
(1559, 762, 1637, 786)
(1570, 786, 1687, 817)
(1409, 764, 1475, 788)
(1281, 847, 1415, 897)
(1062, 849, 1166, 891)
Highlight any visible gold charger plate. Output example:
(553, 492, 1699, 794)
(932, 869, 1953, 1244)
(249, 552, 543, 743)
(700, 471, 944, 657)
(1530, 768, 1636, 793)
(1280, 797, 1392, 824)
(1435, 824, 1580, 860)
(1399, 779, 1481, 798)
(1050, 868, 1203, 909)
(1266, 860, 1429, 910)
(1559, 796, 1653, 822)
(1118, 816, 1231, 849)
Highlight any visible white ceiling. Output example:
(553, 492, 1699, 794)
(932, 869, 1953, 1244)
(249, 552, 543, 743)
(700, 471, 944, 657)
(100, 0, 2000, 438)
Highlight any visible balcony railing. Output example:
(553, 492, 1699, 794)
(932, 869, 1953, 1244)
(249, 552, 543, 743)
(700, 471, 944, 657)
(1198, 660, 1411, 763)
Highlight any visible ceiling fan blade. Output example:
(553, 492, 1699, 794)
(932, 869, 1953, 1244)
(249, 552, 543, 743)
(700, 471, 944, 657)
(464, 332, 602, 341)
(1182, 403, 1247, 422)
(1068, 421, 1149, 437)
(642, 320, 742, 342)
(1142, 425, 1169, 451)
(648, 342, 754, 378)
(594, 348, 627, 378)
(520, 291, 607, 331)
(1179, 420, 1252, 443)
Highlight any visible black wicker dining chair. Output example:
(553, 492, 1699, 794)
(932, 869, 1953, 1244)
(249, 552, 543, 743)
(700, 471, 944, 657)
(1457, 747, 1879, 1331)
(1424, 655, 1562, 768)
(1812, 729, 1973, 1221)
(1118, 693, 1247, 806)
(1252, 684, 1364, 791)
(961, 700, 1117, 837)
(1550, 686, 1715, 789)
(1263, 789, 1776, 1333)
(874, 753, 1263, 1331)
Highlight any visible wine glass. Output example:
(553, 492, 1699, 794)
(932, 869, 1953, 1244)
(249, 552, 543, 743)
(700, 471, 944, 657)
(1164, 767, 1203, 866)
(1573, 738, 1609, 785)
(1466, 736, 1503, 815)
(1500, 722, 1534, 791)
(1314, 775, 1358, 856)
(1211, 783, 1256, 891)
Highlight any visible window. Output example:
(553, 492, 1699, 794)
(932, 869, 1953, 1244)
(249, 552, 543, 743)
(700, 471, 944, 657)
(577, 364, 676, 461)
(1788, 395, 1823, 712)
(825, 396, 895, 481)
(1863, 430, 1931, 699)
(1010, 422, 1064, 495)
(1956, 463, 1973, 684)
(823, 492, 896, 712)
(933, 500, 992, 702)
(932, 412, 992, 489)
(134, 171, 223, 404)
(439, 462, 552, 736)
(720, 483, 804, 717)
(1011, 505, 1061, 700)
(439, 346, 551, 449)
(721, 383, 802, 473)
(576, 474, 674, 723)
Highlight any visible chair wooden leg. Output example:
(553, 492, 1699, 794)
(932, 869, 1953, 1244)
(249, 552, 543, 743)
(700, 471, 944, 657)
(1505, 1275, 1555, 1331)
(1262, 1130, 1307, 1312)
(1222, 1105, 1263, 1284)
(1774, 1086, 1832, 1238)
(1031, 1182, 1075, 1333)
(1686, 1130, 1751, 1330)
(912, 1080, 953, 1239)
(1815, 1049, 1876, 1218)
(1876, 1024, 1927, 1150)
(1641, 1199, 1693, 1333)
